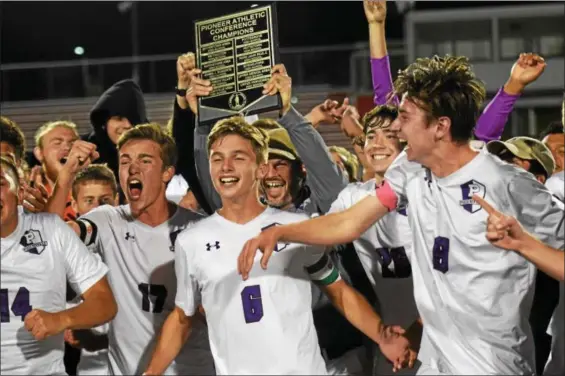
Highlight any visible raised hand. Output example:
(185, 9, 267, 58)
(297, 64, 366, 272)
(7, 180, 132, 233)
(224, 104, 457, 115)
(363, 0, 387, 24)
(62, 140, 99, 178)
(24, 309, 67, 340)
(22, 166, 49, 213)
(185, 68, 213, 114)
(176, 52, 196, 89)
(237, 225, 281, 281)
(263, 64, 292, 115)
(340, 105, 364, 139)
(473, 195, 532, 251)
(306, 98, 350, 128)
(505, 53, 546, 95)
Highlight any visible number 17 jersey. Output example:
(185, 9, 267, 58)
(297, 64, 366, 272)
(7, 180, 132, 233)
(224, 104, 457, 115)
(76, 204, 214, 375)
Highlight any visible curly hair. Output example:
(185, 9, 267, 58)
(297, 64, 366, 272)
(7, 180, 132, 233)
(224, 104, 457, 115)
(394, 55, 486, 143)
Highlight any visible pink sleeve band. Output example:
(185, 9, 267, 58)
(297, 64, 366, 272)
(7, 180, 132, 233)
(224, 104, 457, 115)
(375, 180, 398, 212)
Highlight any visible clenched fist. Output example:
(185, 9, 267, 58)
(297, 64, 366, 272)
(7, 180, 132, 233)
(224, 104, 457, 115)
(24, 309, 67, 340)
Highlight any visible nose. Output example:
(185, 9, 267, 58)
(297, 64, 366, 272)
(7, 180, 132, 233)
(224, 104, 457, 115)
(128, 160, 140, 175)
(265, 163, 279, 178)
(221, 157, 234, 172)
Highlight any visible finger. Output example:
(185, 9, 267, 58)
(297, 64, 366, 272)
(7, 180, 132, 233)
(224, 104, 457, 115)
(342, 97, 350, 107)
(238, 241, 249, 275)
(37, 183, 49, 199)
(31, 166, 43, 188)
(243, 243, 258, 281)
(271, 64, 287, 76)
(260, 246, 274, 270)
(472, 195, 499, 216)
(408, 349, 417, 368)
(22, 201, 40, 213)
(486, 231, 504, 242)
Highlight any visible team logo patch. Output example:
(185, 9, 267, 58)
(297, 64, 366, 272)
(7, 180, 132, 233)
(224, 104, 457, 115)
(19, 229, 47, 255)
(459, 179, 486, 213)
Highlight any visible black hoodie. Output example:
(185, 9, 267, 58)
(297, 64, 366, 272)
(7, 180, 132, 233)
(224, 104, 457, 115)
(84, 79, 148, 179)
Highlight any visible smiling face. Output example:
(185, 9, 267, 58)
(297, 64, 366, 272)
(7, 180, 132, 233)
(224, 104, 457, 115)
(261, 158, 293, 208)
(209, 134, 266, 203)
(34, 125, 79, 181)
(118, 139, 173, 216)
(542, 133, 565, 173)
(107, 116, 133, 145)
(363, 119, 402, 174)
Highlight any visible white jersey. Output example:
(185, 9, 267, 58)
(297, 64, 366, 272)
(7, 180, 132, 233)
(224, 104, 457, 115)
(384, 149, 565, 375)
(175, 208, 335, 375)
(546, 170, 564, 202)
(329, 180, 418, 328)
(76, 204, 214, 376)
(544, 170, 565, 376)
(1, 209, 108, 375)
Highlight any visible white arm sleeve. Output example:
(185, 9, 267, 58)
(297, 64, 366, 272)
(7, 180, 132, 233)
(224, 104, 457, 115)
(174, 236, 201, 316)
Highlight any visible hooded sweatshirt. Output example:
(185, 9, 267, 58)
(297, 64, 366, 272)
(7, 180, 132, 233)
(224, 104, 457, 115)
(85, 79, 148, 179)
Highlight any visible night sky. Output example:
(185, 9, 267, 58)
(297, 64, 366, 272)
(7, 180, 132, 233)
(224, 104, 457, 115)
(0, 1, 543, 64)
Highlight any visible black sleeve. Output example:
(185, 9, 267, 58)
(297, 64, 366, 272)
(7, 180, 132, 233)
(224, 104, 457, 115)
(171, 98, 213, 215)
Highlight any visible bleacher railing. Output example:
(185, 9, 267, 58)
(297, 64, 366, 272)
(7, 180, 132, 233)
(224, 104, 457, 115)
(1, 41, 406, 102)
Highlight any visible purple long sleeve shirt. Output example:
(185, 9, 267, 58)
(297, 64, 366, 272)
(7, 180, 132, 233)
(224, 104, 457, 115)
(370, 56, 520, 142)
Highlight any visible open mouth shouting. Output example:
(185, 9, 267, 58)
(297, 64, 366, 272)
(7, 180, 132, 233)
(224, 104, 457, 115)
(128, 178, 143, 200)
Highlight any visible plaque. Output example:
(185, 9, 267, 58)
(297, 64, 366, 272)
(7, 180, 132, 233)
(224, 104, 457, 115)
(194, 3, 281, 125)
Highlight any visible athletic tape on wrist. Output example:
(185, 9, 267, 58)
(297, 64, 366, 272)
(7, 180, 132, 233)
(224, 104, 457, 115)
(375, 180, 398, 212)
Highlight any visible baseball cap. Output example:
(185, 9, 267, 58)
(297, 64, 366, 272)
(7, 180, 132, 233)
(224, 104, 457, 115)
(487, 136, 556, 177)
(266, 128, 299, 161)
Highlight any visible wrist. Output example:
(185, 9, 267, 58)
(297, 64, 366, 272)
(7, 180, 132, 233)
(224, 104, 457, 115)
(503, 79, 525, 96)
(368, 20, 385, 27)
(176, 81, 189, 91)
(280, 103, 291, 117)
(58, 310, 73, 332)
(57, 169, 76, 188)
(516, 234, 539, 255)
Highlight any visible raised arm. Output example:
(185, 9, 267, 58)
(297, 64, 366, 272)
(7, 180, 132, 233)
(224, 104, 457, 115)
(266, 64, 348, 213)
(364, 0, 398, 106)
(474, 53, 546, 142)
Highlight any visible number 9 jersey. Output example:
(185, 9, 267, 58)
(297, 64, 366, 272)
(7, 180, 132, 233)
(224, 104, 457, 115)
(76, 204, 214, 376)
(1, 208, 108, 375)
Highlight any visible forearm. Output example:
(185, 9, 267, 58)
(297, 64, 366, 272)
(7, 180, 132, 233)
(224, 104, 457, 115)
(278, 195, 388, 246)
(327, 282, 384, 345)
(279, 106, 348, 213)
(60, 290, 116, 330)
(145, 307, 192, 375)
(46, 173, 73, 219)
(518, 237, 565, 281)
(474, 85, 520, 142)
(369, 22, 387, 59)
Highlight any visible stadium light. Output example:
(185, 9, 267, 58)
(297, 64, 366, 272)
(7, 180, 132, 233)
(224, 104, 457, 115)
(74, 46, 85, 56)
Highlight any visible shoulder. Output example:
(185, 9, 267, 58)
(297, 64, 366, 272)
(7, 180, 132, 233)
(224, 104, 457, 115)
(23, 211, 68, 235)
(172, 205, 207, 225)
(176, 214, 218, 245)
(265, 207, 310, 224)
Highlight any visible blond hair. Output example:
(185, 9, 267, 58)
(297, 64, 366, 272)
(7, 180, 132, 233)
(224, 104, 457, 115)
(117, 123, 177, 168)
(0, 156, 21, 189)
(207, 116, 269, 164)
(34, 120, 79, 148)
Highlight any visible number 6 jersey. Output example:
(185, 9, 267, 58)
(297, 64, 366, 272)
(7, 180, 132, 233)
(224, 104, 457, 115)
(383, 149, 565, 375)
(1, 208, 108, 375)
(174, 207, 336, 375)
(76, 204, 214, 376)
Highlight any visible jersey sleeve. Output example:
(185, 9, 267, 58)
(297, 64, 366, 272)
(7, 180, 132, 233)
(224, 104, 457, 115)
(383, 151, 420, 208)
(174, 234, 201, 316)
(53, 215, 109, 296)
(304, 246, 342, 286)
(507, 172, 565, 251)
(75, 206, 111, 254)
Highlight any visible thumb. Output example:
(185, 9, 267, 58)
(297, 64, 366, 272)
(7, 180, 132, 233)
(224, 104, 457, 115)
(260, 247, 274, 270)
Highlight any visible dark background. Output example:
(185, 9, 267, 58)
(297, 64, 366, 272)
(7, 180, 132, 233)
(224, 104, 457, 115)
(0, 1, 544, 64)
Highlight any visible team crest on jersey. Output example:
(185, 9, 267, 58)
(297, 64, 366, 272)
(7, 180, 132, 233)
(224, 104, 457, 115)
(19, 229, 48, 255)
(459, 179, 486, 213)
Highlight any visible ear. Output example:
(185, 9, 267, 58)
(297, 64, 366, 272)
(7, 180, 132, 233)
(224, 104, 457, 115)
(435, 116, 452, 141)
(113, 193, 120, 206)
(33, 146, 44, 163)
(162, 166, 175, 184)
(71, 198, 79, 214)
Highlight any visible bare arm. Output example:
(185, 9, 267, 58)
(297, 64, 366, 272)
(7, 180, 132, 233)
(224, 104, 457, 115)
(144, 306, 193, 375)
(518, 236, 564, 281)
(61, 276, 117, 329)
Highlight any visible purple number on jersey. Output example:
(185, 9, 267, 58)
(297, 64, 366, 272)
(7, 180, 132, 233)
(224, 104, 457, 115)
(376, 247, 411, 278)
(241, 285, 264, 324)
(432, 237, 450, 273)
(1, 287, 33, 323)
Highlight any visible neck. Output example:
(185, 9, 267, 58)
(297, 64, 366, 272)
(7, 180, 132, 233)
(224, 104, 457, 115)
(425, 141, 478, 178)
(1, 214, 18, 238)
(219, 188, 266, 225)
(373, 172, 385, 185)
(42, 166, 57, 188)
(134, 195, 175, 227)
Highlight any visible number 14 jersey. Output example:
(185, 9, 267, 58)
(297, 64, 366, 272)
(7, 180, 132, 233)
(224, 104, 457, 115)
(76, 204, 214, 376)
(175, 208, 334, 375)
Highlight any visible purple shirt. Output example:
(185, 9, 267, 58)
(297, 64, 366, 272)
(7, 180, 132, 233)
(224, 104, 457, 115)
(371, 56, 519, 142)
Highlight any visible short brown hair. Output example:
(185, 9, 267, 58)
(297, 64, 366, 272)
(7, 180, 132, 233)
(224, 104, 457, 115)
(34, 120, 79, 148)
(362, 104, 399, 135)
(72, 164, 118, 200)
(0, 116, 26, 162)
(394, 55, 486, 143)
(0, 156, 21, 189)
(117, 123, 178, 168)
(207, 116, 269, 164)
